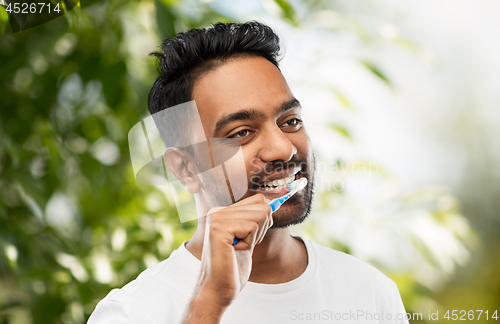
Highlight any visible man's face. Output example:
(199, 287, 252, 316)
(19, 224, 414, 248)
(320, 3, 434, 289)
(192, 56, 315, 228)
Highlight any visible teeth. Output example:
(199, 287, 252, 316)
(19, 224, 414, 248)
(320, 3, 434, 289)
(262, 174, 297, 190)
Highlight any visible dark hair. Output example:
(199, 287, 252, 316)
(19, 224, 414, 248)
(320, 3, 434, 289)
(148, 21, 281, 116)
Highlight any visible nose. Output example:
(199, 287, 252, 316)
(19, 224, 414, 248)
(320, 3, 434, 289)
(258, 124, 297, 163)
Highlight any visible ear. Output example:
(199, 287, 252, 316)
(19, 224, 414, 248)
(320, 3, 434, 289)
(163, 147, 200, 194)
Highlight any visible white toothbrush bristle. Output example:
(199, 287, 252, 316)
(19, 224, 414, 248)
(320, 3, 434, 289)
(288, 178, 308, 193)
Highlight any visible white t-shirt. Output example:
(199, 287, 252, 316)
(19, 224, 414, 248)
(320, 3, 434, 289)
(88, 236, 409, 324)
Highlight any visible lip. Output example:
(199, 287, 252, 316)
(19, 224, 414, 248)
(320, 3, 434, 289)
(254, 168, 304, 199)
(259, 167, 301, 184)
(255, 187, 291, 199)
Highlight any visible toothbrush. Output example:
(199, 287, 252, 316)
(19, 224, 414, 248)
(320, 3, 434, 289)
(232, 177, 308, 245)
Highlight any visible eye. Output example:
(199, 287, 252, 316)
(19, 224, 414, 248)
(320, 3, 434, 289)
(228, 129, 253, 139)
(282, 118, 303, 127)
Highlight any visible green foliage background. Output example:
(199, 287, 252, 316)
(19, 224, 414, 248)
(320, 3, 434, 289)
(0, 1, 215, 322)
(0, 1, 498, 323)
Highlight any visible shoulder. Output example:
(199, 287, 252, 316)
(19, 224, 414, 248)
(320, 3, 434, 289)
(88, 242, 197, 323)
(89, 242, 198, 322)
(305, 239, 406, 314)
(306, 239, 398, 290)
(119, 242, 199, 296)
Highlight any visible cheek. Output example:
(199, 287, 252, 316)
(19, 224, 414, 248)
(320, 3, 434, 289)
(293, 132, 312, 157)
(294, 133, 314, 174)
(217, 146, 250, 200)
(239, 146, 261, 177)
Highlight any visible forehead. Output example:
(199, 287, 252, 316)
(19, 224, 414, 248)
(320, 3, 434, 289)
(192, 56, 295, 136)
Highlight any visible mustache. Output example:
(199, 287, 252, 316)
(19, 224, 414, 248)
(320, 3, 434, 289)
(248, 157, 309, 190)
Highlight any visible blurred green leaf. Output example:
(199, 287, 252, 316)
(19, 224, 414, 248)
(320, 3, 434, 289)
(155, 0, 176, 38)
(329, 87, 354, 110)
(274, 0, 299, 27)
(361, 61, 392, 88)
(327, 123, 351, 140)
(0, 4, 11, 35)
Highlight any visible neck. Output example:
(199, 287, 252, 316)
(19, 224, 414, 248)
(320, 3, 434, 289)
(186, 218, 308, 284)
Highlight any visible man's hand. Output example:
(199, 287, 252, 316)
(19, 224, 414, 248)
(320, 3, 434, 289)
(181, 194, 273, 323)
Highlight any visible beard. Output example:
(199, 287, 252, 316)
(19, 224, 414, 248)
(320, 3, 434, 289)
(270, 175, 314, 228)
(199, 166, 234, 210)
(246, 154, 316, 229)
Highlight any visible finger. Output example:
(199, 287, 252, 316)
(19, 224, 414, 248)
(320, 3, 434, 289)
(207, 211, 267, 245)
(207, 195, 271, 217)
(211, 208, 270, 246)
(231, 193, 267, 207)
(214, 204, 272, 220)
(230, 220, 260, 250)
(268, 210, 274, 228)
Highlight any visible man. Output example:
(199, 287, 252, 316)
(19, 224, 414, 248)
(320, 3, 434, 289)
(88, 21, 408, 324)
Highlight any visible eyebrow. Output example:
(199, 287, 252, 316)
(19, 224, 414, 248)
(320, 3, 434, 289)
(213, 99, 301, 136)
